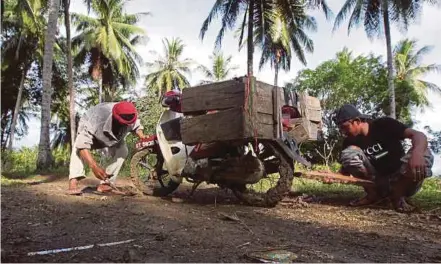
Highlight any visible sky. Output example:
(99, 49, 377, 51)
(16, 0, 441, 174)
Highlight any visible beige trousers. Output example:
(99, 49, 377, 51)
(69, 141, 128, 184)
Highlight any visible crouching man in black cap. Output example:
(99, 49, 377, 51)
(332, 104, 434, 212)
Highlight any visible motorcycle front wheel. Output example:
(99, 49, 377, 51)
(130, 148, 180, 196)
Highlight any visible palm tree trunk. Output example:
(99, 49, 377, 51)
(37, 0, 60, 169)
(4, 125, 11, 150)
(64, 0, 75, 147)
(1, 113, 8, 149)
(274, 63, 279, 87)
(98, 77, 103, 103)
(247, 0, 254, 79)
(7, 69, 26, 150)
(382, 0, 396, 119)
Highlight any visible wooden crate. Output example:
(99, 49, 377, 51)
(180, 77, 322, 145)
(286, 92, 322, 143)
(286, 118, 321, 143)
(298, 93, 322, 123)
(180, 77, 282, 145)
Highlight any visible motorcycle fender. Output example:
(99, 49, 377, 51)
(135, 135, 158, 151)
(274, 139, 311, 168)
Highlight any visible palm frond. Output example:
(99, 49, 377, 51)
(238, 3, 248, 50)
(197, 65, 214, 79)
(200, 0, 224, 40)
(333, 0, 357, 32)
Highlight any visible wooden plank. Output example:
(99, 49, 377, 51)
(288, 119, 309, 143)
(308, 122, 320, 140)
(307, 109, 322, 123)
(257, 124, 274, 138)
(255, 93, 273, 114)
(298, 93, 322, 123)
(181, 107, 246, 145)
(182, 77, 278, 115)
(181, 108, 277, 145)
(253, 81, 274, 115)
(181, 78, 246, 113)
(298, 171, 375, 187)
(256, 113, 273, 125)
(286, 118, 322, 143)
(305, 95, 321, 108)
(244, 113, 274, 139)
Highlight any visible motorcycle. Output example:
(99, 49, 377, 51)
(130, 88, 311, 207)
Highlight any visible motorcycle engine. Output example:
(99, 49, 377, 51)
(182, 152, 266, 185)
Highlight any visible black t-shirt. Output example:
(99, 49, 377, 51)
(342, 117, 408, 176)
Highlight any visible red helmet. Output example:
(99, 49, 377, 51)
(112, 101, 138, 124)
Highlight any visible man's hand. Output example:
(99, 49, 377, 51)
(91, 164, 110, 181)
(403, 128, 428, 182)
(135, 129, 145, 140)
(78, 149, 110, 180)
(408, 151, 426, 182)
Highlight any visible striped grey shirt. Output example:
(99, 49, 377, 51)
(74, 102, 143, 150)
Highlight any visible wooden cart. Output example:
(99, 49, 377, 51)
(179, 76, 322, 145)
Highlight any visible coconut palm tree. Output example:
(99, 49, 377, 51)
(62, 0, 75, 147)
(256, 8, 316, 86)
(333, 0, 431, 119)
(200, 0, 331, 83)
(394, 38, 441, 121)
(37, 0, 61, 169)
(2, 0, 46, 151)
(145, 37, 194, 95)
(71, 0, 147, 102)
(197, 51, 238, 84)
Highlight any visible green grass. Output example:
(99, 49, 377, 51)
(411, 178, 441, 210)
(293, 177, 363, 199)
(0, 173, 59, 187)
(294, 177, 441, 210)
(1, 176, 29, 187)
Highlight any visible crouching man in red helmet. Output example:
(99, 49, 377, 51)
(67, 101, 145, 195)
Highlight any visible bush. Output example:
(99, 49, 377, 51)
(1, 147, 38, 173)
(1, 146, 71, 176)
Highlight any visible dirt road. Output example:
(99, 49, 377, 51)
(2, 176, 441, 263)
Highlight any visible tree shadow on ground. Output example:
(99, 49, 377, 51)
(2, 182, 441, 263)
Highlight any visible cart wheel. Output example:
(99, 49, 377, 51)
(130, 148, 180, 196)
(232, 141, 294, 207)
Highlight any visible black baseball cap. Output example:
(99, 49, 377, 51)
(333, 104, 371, 125)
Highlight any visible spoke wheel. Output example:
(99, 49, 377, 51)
(130, 148, 180, 196)
(232, 141, 294, 207)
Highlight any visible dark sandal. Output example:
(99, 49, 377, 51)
(394, 197, 417, 213)
(349, 196, 378, 206)
(97, 184, 113, 193)
(96, 184, 135, 196)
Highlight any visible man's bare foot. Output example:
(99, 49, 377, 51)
(67, 178, 82, 195)
(393, 197, 417, 213)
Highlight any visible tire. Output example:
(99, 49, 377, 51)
(130, 148, 180, 196)
(232, 141, 294, 207)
